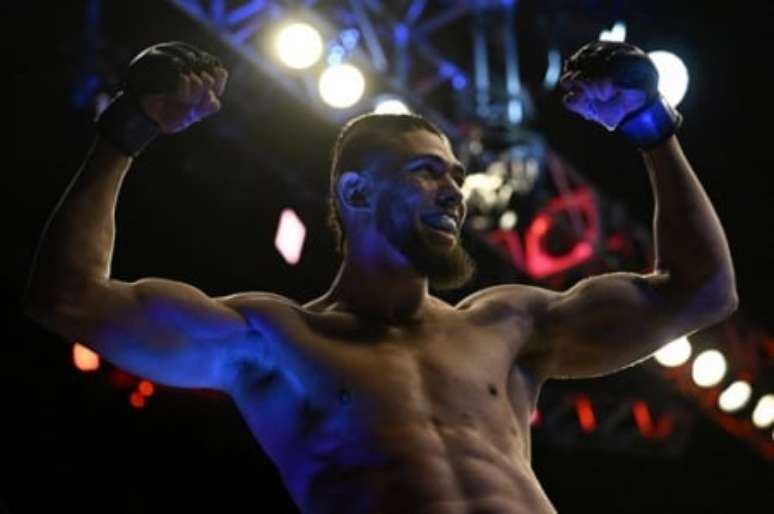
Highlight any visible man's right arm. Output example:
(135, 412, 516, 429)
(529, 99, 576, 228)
(23, 43, 278, 391)
(23, 137, 277, 391)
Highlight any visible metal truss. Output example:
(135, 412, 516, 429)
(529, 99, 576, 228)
(165, 0, 561, 141)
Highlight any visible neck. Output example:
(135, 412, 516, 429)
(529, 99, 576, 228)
(322, 244, 431, 323)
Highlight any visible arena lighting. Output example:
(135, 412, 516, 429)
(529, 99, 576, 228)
(499, 210, 518, 230)
(72, 343, 100, 372)
(138, 380, 155, 397)
(691, 349, 727, 388)
(574, 394, 597, 432)
(274, 22, 324, 70)
(653, 336, 692, 367)
(718, 380, 753, 413)
(751, 394, 774, 429)
(318, 63, 366, 108)
(373, 96, 411, 114)
(275, 208, 306, 265)
(647, 50, 689, 107)
(599, 21, 627, 42)
(129, 392, 146, 409)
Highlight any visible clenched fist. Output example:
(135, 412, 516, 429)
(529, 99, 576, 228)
(560, 41, 658, 131)
(97, 41, 228, 157)
(129, 42, 228, 134)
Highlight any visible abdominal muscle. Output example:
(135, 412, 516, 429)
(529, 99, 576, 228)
(292, 417, 557, 514)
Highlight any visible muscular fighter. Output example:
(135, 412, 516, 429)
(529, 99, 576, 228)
(23, 41, 737, 514)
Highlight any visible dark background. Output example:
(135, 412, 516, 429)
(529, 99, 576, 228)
(3, 1, 773, 513)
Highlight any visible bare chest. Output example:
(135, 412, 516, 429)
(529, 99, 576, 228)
(233, 305, 538, 462)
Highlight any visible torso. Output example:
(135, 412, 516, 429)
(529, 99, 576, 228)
(227, 291, 556, 514)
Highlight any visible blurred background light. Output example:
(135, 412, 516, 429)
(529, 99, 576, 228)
(599, 21, 627, 42)
(751, 394, 774, 428)
(373, 95, 410, 114)
(318, 63, 365, 108)
(274, 208, 306, 265)
(691, 349, 727, 388)
(653, 336, 692, 367)
(648, 50, 689, 107)
(718, 380, 753, 413)
(275, 22, 324, 70)
(72, 343, 100, 372)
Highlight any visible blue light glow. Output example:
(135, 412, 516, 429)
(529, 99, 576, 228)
(340, 28, 360, 49)
(452, 74, 468, 90)
(393, 23, 409, 46)
(327, 45, 346, 66)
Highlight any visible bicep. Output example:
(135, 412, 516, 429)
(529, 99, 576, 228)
(538, 271, 704, 379)
(43, 277, 267, 390)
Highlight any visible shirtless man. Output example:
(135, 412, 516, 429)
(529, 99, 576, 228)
(23, 41, 737, 514)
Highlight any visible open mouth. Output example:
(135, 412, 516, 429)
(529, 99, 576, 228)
(421, 213, 459, 236)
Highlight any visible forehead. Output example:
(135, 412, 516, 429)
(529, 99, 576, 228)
(392, 129, 456, 162)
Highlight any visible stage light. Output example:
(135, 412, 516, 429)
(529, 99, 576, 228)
(648, 50, 689, 107)
(691, 349, 727, 388)
(138, 380, 155, 397)
(72, 342, 100, 372)
(752, 394, 774, 428)
(499, 210, 518, 230)
(653, 336, 692, 367)
(718, 380, 752, 413)
(319, 63, 365, 108)
(373, 96, 410, 114)
(599, 21, 627, 42)
(275, 208, 306, 265)
(129, 392, 146, 409)
(275, 22, 324, 70)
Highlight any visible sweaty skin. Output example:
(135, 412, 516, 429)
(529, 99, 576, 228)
(24, 48, 737, 514)
(228, 293, 556, 514)
(223, 131, 558, 513)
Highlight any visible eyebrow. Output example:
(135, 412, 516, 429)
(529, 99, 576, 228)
(405, 154, 468, 178)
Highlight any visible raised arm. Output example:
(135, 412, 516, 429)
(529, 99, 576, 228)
(23, 42, 279, 391)
(522, 42, 738, 379)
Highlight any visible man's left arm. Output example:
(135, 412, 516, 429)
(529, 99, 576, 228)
(538, 136, 737, 378)
(527, 43, 738, 379)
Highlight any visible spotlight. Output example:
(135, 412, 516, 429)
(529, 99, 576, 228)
(72, 342, 100, 372)
(499, 210, 518, 230)
(653, 336, 692, 367)
(691, 349, 727, 388)
(373, 96, 410, 114)
(599, 21, 627, 42)
(752, 394, 774, 429)
(718, 380, 752, 413)
(648, 50, 689, 107)
(319, 63, 365, 108)
(275, 22, 324, 70)
(274, 208, 306, 265)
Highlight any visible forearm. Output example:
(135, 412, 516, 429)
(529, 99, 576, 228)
(643, 136, 737, 305)
(24, 137, 132, 307)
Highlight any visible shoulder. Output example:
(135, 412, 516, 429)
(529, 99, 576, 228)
(455, 284, 560, 316)
(216, 292, 308, 330)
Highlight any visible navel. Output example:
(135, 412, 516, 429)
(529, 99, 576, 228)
(488, 384, 498, 397)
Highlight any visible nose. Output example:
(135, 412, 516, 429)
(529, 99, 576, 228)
(437, 177, 464, 210)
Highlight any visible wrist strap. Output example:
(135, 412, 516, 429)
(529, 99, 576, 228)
(96, 91, 160, 158)
(617, 96, 682, 150)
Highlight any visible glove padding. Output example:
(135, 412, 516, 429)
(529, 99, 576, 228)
(563, 41, 681, 150)
(97, 41, 223, 158)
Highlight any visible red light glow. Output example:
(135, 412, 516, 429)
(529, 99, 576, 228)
(72, 343, 100, 372)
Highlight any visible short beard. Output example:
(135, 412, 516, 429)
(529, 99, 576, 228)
(375, 197, 476, 291)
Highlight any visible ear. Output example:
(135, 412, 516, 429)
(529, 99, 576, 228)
(337, 171, 370, 209)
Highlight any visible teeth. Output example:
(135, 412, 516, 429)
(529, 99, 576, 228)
(423, 214, 458, 233)
(439, 215, 458, 232)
